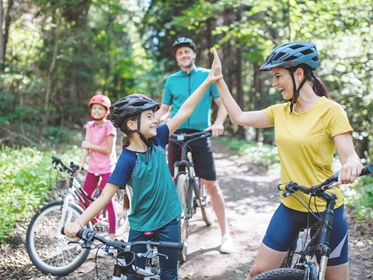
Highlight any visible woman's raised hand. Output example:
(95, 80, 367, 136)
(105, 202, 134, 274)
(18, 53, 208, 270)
(206, 47, 223, 84)
(211, 47, 222, 77)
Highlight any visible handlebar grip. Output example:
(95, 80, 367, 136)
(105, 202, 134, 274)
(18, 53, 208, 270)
(52, 156, 62, 164)
(327, 164, 373, 184)
(159, 241, 183, 251)
(60, 226, 86, 239)
(360, 164, 373, 176)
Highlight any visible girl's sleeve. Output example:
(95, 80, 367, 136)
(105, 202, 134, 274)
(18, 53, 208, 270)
(155, 124, 170, 148)
(107, 122, 117, 136)
(107, 151, 136, 189)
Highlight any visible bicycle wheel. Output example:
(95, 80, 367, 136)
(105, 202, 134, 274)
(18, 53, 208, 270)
(193, 177, 214, 226)
(176, 173, 189, 264)
(26, 201, 90, 276)
(252, 268, 306, 280)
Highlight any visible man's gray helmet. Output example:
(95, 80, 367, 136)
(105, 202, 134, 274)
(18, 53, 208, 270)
(259, 42, 320, 71)
(172, 37, 196, 54)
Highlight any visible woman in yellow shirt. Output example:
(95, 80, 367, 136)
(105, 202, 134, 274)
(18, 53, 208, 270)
(209, 43, 362, 280)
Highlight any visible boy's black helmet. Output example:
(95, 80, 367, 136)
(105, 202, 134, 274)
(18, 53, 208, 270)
(173, 37, 196, 54)
(259, 41, 320, 71)
(110, 94, 160, 128)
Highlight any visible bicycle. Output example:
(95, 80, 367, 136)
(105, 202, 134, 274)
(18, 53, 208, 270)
(169, 130, 215, 264)
(26, 156, 132, 276)
(252, 163, 373, 280)
(61, 227, 183, 280)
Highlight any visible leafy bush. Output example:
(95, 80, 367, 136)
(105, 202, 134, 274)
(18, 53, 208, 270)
(0, 145, 80, 242)
(344, 175, 373, 220)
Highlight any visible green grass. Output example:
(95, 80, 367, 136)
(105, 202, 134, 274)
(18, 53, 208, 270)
(0, 145, 80, 242)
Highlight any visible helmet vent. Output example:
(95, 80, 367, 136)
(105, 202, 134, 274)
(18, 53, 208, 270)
(274, 52, 285, 61)
(301, 49, 313, 55)
(284, 55, 297, 61)
(289, 44, 303, 50)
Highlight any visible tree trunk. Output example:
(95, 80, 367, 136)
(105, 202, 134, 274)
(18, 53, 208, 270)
(0, 0, 4, 68)
(38, 8, 61, 140)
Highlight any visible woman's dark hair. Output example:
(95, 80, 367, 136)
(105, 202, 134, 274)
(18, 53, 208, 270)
(121, 114, 139, 148)
(288, 63, 331, 99)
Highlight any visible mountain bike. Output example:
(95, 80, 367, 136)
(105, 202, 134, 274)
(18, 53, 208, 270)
(252, 164, 373, 280)
(169, 131, 215, 264)
(61, 227, 183, 280)
(26, 156, 132, 276)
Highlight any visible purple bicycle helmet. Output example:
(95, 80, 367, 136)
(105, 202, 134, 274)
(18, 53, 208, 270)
(110, 94, 160, 129)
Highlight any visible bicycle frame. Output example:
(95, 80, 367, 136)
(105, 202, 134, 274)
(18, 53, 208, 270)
(58, 176, 90, 233)
(277, 164, 373, 280)
(292, 186, 337, 280)
(171, 131, 211, 219)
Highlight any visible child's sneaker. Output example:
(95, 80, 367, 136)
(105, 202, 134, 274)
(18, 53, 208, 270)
(220, 235, 234, 254)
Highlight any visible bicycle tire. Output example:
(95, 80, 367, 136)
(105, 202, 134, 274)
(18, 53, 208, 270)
(26, 201, 90, 276)
(193, 177, 214, 226)
(252, 268, 306, 280)
(176, 174, 189, 264)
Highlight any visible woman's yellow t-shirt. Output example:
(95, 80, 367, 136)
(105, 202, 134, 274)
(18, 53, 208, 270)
(263, 97, 353, 212)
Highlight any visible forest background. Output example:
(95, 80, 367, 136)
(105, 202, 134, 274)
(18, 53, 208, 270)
(0, 0, 372, 242)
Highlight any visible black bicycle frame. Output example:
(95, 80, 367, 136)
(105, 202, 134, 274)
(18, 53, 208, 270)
(171, 131, 211, 220)
(295, 192, 337, 280)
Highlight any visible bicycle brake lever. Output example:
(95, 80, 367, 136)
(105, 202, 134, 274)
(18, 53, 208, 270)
(155, 252, 168, 260)
(67, 240, 92, 249)
(270, 193, 281, 199)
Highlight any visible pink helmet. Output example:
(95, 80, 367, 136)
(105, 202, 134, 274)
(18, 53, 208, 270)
(88, 95, 111, 111)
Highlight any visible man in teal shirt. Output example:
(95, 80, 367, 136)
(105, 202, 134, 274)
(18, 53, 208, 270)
(156, 37, 234, 254)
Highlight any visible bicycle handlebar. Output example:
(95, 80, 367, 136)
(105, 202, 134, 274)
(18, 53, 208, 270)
(169, 130, 212, 143)
(60, 227, 183, 251)
(51, 156, 80, 174)
(278, 164, 373, 197)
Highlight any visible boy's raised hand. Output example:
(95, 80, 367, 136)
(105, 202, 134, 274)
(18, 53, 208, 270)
(206, 47, 223, 84)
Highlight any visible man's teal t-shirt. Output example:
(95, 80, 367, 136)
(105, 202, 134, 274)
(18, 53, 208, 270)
(163, 66, 219, 131)
(108, 124, 182, 231)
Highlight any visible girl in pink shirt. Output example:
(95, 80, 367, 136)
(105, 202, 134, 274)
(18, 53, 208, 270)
(78, 94, 117, 240)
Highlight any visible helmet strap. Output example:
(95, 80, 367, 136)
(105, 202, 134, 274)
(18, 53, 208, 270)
(134, 114, 153, 163)
(289, 71, 309, 113)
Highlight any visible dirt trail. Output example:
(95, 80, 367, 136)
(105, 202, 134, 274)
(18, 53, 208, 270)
(0, 139, 372, 279)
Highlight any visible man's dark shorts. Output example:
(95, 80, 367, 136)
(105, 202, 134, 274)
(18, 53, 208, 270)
(167, 129, 216, 181)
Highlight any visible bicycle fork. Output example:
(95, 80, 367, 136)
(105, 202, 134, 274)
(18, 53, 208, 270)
(58, 191, 82, 234)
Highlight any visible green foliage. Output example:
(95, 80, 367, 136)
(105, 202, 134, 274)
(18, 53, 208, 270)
(0, 145, 80, 242)
(344, 175, 373, 220)
(218, 136, 279, 167)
